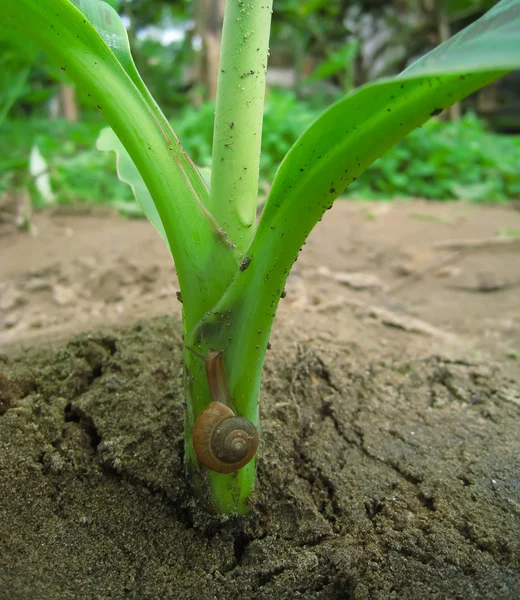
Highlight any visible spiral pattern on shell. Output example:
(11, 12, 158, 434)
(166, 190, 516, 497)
(193, 401, 259, 474)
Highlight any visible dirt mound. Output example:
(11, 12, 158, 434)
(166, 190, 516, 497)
(1, 316, 519, 599)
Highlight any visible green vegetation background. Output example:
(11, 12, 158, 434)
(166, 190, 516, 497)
(4, 94, 520, 210)
(2, 0, 520, 212)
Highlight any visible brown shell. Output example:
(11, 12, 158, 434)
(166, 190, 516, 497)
(193, 401, 259, 474)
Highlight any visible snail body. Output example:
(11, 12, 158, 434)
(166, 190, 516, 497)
(187, 348, 259, 474)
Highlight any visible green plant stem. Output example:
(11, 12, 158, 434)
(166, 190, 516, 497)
(183, 331, 260, 514)
(209, 0, 273, 250)
(10, 0, 517, 516)
(183, 346, 257, 514)
(180, 0, 274, 514)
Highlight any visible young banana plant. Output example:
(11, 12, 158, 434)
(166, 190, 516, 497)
(5, 0, 520, 513)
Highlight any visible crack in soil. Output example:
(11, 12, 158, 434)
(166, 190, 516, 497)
(64, 402, 102, 451)
(294, 448, 344, 531)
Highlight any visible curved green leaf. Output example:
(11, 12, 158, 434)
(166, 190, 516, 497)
(71, 1, 200, 183)
(404, 0, 520, 75)
(255, 0, 520, 300)
(0, 64, 30, 125)
(5, 0, 238, 329)
(0, 27, 37, 124)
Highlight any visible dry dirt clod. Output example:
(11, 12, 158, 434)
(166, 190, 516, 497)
(52, 284, 78, 306)
(333, 271, 386, 291)
(2, 313, 20, 329)
(0, 287, 26, 311)
(448, 271, 520, 293)
(23, 276, 52, 292)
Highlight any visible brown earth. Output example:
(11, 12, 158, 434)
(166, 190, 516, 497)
(1, 200, 519, 599)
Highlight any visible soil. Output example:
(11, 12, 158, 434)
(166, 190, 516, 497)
(1, 200, 519, 599)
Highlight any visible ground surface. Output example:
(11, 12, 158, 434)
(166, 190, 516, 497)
(1, 200, 519, 599)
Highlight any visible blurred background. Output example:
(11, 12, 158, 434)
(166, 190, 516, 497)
(1, 0, 520, 225)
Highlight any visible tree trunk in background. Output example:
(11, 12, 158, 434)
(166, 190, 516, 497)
(59, 83, 79, 122)
(436, 1, 460, 121)
(195, 0, 225, 100)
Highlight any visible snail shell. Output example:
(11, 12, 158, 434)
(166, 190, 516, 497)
(193, 401, 259, 474)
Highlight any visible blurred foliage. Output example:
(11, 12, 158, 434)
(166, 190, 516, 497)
(443, 0, 495, 19)
(0, 24, 38, 124)
(119, 0, 196, 109)
(133, 36, 194, 109)
(1, 118, 133, 207)
(1, 0, 518, 212)
(120, 0, 191, 30)
(304, 41, 359, 93)
(351, 112, 520, 202)
(0, 0, 509, 117)
(3, 93, 518, 212)
(271, 0, 496, 90)
(173, 92, 520, 203)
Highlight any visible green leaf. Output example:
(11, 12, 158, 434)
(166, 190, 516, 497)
(68, 0, 209, 210)
(255, 0, 520, 283)
(404, 0, 520, 75)
(0, 25, 37, 124)
(0, 64, 31, 125)
(96, 127, 168, 243)
(304, 41, 359, 83)
(5, 0, 238, 329)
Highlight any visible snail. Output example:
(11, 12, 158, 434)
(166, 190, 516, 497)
(186, 347, 259, 474)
